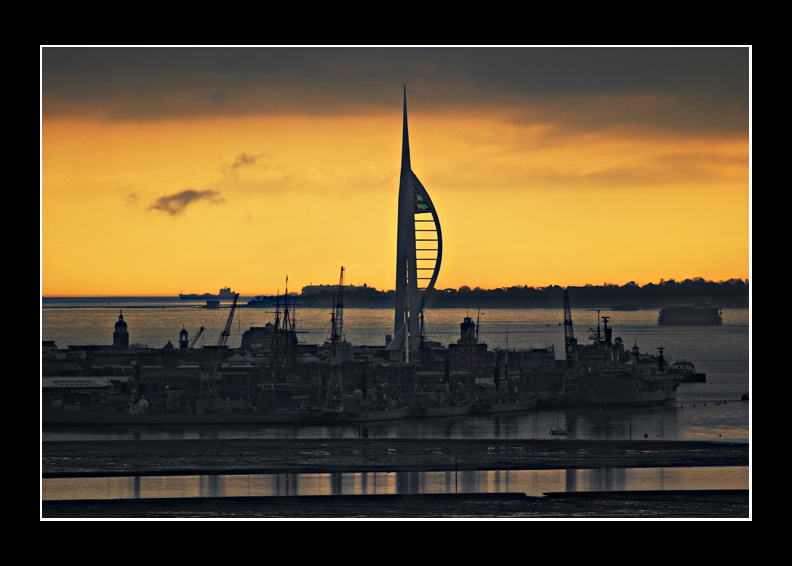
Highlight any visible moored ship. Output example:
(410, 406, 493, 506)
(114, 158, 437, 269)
(470, 382, 539, 414)
(41, 406, 305, 425)
(319, 402, 412, 423)
(559, 365, 679, 408)
(555, 294, 685, 408)
(408, 383, 475, 418)
(560, 331, 681, 408)
(301, 387, 412, 424)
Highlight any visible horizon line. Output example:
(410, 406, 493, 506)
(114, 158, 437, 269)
(41, 277, 750, 298)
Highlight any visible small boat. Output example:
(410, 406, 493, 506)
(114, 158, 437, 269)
(741, 392, 749, 401)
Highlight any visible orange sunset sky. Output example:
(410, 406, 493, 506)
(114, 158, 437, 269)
(41, 47, 750, 297)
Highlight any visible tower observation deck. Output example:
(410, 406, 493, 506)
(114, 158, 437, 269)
(387, 87, 442, 360)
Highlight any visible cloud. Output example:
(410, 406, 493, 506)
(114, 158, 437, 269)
(232, 152, 264, 170)
(147, 189, 224, 216)
(221, 152, 267, 181)
(41, 47, 748, 134)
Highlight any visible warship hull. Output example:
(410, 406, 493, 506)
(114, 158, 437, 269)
(409, 400, 474, 418)
(302, 405, 412, 424)
(558, 369, 678, 408)
(470, 395, 539, 414)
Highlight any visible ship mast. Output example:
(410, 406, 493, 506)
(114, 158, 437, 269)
(333, 267, 345, 355)
(563, 289, 576, 369)
(325, 267, 346, 409)
(562, 289, 577, 393)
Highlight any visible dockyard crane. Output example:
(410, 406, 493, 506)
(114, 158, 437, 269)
(188, 326, 205, 349)
(217, 293, 240, 348)
(562, 289, 577, 394)
(203, 293, 239, 398)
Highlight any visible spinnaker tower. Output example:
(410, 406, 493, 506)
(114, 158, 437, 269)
(387, 87, 442, 361)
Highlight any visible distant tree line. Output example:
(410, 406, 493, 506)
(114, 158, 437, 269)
(294, 278, 748, 308)
(433, 278, 748, 308)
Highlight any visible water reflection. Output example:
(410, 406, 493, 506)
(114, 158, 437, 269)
(42, 466, 748, 501)
(43, 403, 749, 443)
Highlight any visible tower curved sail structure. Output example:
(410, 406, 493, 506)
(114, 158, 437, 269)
(387, 87, 442, 360)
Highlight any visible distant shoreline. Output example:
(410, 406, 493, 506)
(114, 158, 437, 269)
(42, 282, 750, 309)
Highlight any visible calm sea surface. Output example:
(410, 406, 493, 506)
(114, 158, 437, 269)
(41, 298, 751, 443)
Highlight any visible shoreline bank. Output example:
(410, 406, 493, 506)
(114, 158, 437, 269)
(42, 438, 749, 478)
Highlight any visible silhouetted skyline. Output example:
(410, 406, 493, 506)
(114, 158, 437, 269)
(273, 277, 751, 309)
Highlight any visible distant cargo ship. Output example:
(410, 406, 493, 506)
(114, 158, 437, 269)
(179, 287, 236, 301)
(657, 304, 722, 326)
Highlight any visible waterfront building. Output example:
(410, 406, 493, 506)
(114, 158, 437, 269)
(112, 310, 129, 350)
(448, 316, 488, 377)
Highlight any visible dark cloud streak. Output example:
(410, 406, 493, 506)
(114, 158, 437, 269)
(147, 189, 224, 216)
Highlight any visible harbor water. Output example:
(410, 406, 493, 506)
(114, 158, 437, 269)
(41, 298, 750, 443)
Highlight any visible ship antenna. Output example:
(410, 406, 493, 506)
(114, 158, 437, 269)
(597, 310, 601, 342)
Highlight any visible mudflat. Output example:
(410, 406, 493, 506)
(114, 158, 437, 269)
(41, 438, 750, 518)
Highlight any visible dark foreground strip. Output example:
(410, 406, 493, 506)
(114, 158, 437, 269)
(42, 490, 749, 519)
